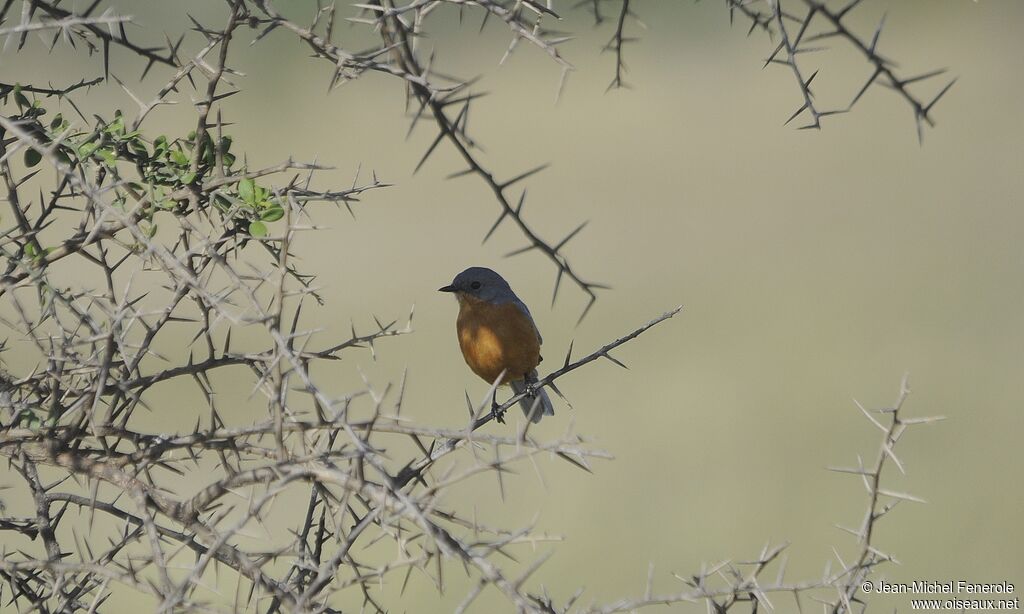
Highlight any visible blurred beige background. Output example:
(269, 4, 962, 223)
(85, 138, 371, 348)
(2, 0, 1023, 611)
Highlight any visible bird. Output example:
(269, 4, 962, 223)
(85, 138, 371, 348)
(439, 267, 554, 423)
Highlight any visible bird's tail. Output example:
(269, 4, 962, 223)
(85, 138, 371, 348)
(510, 371, 554, 423)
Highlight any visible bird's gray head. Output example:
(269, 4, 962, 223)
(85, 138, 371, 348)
(438, 267, 515, 304)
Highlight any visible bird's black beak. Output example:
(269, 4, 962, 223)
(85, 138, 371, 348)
(438, 284, 456, 293)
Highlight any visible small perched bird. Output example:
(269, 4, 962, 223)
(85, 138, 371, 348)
(439, 267, 554, 423)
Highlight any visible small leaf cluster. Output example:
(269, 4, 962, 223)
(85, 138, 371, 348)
(233, 177, 285, 237)
(2, 89, 285, 241)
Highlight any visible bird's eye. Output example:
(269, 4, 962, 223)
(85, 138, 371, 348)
(470, 281, 482, 290)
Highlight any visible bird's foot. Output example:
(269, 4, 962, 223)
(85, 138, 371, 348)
(490, 397, 506, 424)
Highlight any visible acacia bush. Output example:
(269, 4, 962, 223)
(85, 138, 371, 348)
(0, 1, 949, 612)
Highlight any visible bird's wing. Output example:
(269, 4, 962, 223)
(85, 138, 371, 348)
(511, 298, 543, 345)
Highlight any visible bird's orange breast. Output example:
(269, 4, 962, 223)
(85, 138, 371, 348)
(455, 295, 541, 385)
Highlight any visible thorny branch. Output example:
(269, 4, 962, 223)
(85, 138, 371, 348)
(572, 375, 943, 614)
(754, 0, 956, 138)
(603, 0, 636, 91)
(585, 0, 952, 139)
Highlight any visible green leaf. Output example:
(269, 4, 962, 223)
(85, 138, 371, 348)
(24, 149, 42, 168)
(248, 221, 268, 237)
(238, 178, 256, 204)
(78, 142, 99, 158)
(50, 113, 63, 130)
(105, 113, 125, 136)
(180, 171, 196, 184)
(260, 206, 285, 222)
(14, 90, 29, 110)
(130, 140, 148, 157)
(14, 408, 41, 429)
(154, 186, 173, 209)
(170, 149, 188, 166)
(95, 148, 116, 166)
(213, 194, 230, 212)
(24, 243, 38, 258)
